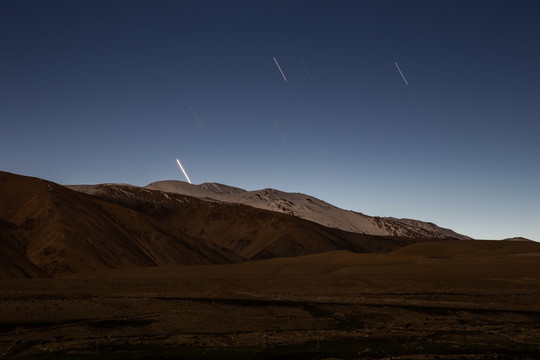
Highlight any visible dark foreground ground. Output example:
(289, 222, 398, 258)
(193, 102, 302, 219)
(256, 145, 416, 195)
(1, 241, 540, 359)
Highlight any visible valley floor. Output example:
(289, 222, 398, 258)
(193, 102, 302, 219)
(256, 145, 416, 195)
(1, 241, 540, 359)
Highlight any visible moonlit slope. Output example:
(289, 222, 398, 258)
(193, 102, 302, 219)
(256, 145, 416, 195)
(144, 181, 469, 240)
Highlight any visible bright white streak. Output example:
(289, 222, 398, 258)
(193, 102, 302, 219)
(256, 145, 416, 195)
(176, 158, 192, 184)
(394, 61, 409, 86)
(273, 57, 287, 82)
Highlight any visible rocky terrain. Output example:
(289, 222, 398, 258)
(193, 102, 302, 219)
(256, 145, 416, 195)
(1, 171, 428, 278)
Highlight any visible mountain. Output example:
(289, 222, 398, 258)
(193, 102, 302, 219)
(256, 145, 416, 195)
(1, 171, 417, 278)
(144, 181, 469, 240)
(0, 171, 241, 278)
(66, 182, 412, 260)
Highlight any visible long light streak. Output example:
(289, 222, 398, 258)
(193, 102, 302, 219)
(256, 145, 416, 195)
(394, 61, 409, 86)
(176, 158, 192, 184)
(273, 57, 287, 82)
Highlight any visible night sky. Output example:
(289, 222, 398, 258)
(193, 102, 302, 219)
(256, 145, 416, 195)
(1, 1, 539, 241)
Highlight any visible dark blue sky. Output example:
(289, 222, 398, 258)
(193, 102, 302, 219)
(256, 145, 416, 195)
(1, 0, 539, 240)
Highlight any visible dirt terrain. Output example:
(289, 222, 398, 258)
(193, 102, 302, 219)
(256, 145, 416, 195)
(1, 240, 540, 359)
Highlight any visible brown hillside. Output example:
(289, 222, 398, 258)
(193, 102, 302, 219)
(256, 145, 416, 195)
(77, 182, 416, 260)
(0, 171, 241, 278)
(0, 219, 45, 278)
(1, 171, 424, 278)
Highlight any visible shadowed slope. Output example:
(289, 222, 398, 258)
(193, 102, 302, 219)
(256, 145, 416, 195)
(0, 219, 45, 278)
(0, 171, 241, 277)
(73, 182, 412, 261)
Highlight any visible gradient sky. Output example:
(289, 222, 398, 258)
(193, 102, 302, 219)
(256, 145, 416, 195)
(1, 1, 539, 241)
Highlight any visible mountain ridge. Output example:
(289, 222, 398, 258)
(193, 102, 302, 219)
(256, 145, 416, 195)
(143, 180, 469, 240)
(0, 172, 242, 278)
(2, 171, 423, 278)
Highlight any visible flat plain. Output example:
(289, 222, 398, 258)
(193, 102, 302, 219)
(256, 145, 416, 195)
(1, 240, 540, 359)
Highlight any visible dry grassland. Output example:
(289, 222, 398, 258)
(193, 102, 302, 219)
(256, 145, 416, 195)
(1, 240, 540, 359)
